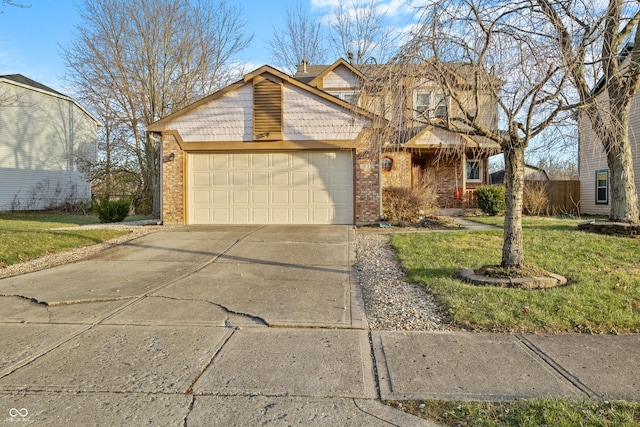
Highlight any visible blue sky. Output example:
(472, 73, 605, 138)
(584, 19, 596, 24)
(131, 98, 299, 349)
(0, 0, 417, 93)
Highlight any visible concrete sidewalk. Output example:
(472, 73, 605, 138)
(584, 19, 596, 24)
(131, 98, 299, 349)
(0, 225, 638, 426)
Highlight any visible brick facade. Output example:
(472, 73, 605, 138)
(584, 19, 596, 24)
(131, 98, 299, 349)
(354, 147, 381, 224)
(161, 134, 185, 224)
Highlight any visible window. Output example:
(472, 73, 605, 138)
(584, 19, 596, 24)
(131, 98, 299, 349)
(466, 160, 482, 182)
(328, 91, 359, 105)
(381, 157, 393, 172)
(596, 169, 609, 204)
(413, 91, 448, 118)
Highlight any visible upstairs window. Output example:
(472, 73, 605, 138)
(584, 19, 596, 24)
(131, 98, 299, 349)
(413, 91, 448, 119)
(596, 169, 609, 204)
(329, 91, 359, 105)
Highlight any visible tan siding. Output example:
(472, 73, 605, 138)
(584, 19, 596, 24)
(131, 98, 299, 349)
(321, 64, 361, 89)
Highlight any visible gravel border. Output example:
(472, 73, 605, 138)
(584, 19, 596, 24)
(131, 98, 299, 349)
(355, 232, 458, 331)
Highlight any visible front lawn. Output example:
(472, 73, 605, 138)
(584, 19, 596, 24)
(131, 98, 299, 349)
(0, 212, 137, 268)
(387, 398, 640, 427)
(391, 216, 640, 333)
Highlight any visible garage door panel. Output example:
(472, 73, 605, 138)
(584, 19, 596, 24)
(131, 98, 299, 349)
(291, 190, 309, 204)
(188, 151, 353, 224)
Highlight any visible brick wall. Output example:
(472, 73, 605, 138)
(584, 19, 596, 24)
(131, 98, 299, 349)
(354, 148, 381, 224)
(161, 134, 185, 224)
(381, 151, 412, 188)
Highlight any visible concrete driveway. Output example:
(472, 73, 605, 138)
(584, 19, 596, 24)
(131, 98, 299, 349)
(0, 225, 429, 426)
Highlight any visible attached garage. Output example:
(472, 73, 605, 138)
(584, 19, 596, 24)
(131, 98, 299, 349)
(188, 151, 354, 224)
(148, 65, 382, 225)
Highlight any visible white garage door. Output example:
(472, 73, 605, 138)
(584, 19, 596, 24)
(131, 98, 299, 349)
(188, 151, 354, 224)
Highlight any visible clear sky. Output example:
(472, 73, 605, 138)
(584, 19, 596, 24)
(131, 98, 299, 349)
(0, 0, 417, 94)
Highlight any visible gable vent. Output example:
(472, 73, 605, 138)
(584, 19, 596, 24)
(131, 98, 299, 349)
(253, 76, 283, 141)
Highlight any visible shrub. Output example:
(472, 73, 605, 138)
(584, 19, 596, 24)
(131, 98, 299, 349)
(93, 197, 130, 223)
(523, 181, 550, 216)
(475, 185, 505, 216)
(383, 170, 438, 223)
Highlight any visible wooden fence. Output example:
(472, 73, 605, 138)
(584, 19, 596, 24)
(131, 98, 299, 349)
(527, 180, 580, 215)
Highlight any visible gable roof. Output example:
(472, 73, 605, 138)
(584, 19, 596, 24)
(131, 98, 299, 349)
(148, 64, 384, 132)
(293, 58, 367, 88)
(0, 74, 66, 97)
(0, 74, 102, 127)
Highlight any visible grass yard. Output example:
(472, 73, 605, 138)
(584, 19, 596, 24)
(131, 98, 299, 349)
(391, 216, 640, 333)
(387, 398, 640, 427)
(0, 212, 140, 268)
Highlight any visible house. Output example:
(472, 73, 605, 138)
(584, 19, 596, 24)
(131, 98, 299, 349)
(148, 59, 501, 225)
(0, 74, 101, 211)
(490, 164, 550, 184)
(578, 108, 640, 217)
(294, 59, 501, 209)
(148, 65, 384, 225)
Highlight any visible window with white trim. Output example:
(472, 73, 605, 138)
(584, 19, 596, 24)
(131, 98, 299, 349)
(328, 91, 359, 105)
(466, 160, 482, 182)
(413, 90, 448, 119)
(596, 169, 609, 204)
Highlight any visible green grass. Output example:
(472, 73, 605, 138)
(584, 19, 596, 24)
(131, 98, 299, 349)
(391, 216, 640, 333)
(0, 212, 144, 268)
(387, 399, 640, 426)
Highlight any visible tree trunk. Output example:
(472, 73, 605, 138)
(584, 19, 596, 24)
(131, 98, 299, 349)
(502, 144, 526, 267)
(607, 133, 640, 223)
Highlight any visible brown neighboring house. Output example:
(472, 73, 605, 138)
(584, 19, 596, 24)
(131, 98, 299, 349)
(293, 59, 502, 209)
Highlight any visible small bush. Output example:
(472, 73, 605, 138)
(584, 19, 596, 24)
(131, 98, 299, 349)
(383, 170, 438, 223)
(93, 197, 130, 223)
(523, 181, 550, 216)
(475, 185, 505, 216)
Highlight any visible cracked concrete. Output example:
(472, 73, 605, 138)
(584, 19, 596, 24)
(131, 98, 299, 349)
(0, 225, 432, 426)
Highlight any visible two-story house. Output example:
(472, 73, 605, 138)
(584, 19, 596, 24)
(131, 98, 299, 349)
(149, 59, 501, 225)
(294, 59, 501, 209)
(0, 74, 101, 211)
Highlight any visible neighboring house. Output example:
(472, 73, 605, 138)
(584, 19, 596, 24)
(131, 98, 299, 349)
(294, 59, 502, 209)
(490, 164, 550, 184)
(0, 74, 101, 211)
(149, 59, 502, 225)
(578, 106, 640, 217)
(148, 65, 383, 225)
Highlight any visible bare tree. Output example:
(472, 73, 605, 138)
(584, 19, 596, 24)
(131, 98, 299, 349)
(540, 0, 640, 223)
(399, 0, 578, 268)
(268, 3, 326, 73)
(62, 0, 251, 214)
(329, 0, 395, 64)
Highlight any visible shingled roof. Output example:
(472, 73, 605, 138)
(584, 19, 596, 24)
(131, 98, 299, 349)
(0, 74, 66, 97)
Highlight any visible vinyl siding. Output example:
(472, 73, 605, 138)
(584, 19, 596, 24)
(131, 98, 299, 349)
(164, 81, 370, 143)
(578, 95, 640, 215)
(0, 80, 97, 211)
(321, 64, 361, 89)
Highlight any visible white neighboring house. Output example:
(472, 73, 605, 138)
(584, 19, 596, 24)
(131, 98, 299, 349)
(0, 74, 101, 211)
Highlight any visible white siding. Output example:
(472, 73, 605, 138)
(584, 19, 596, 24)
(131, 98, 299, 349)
(578, 96, 640, 215)
(0, 79, 97, 211)
(322, 64, 361, 89)
(283, 85, 370, 140)
(164, 82, 370, 142)
(166, 84, 253, 142)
